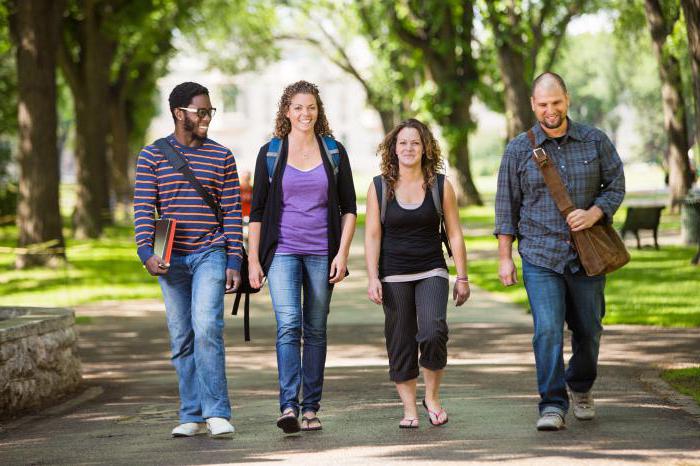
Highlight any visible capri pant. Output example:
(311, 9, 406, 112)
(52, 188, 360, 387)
(381, 276, 449, 382)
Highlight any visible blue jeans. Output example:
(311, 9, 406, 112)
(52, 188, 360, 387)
(522, 259, 605, 416)
(267, 254, 331, 415)
(158, 247, 231, 422)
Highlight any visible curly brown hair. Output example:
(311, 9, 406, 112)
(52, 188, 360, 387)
(377, 118, 444, 198)
(273, 81, 333, 138)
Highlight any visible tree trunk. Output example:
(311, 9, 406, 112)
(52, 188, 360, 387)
(681, 0, 700, 154)
(377, 109, 397, 135)
(109, 93, 133, 222)
(72, 88, 111, 238)
(443, 102, 483, 206)
(59, 0, 114, 238)
(11, 0, 66, 268)
(644, 0, 693, 210)
(497, 45, 534, 140)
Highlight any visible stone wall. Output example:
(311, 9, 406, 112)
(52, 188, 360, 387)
(0, 307, 82, 417)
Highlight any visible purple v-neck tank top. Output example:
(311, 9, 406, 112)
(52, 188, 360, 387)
(277, 164, 329, 255)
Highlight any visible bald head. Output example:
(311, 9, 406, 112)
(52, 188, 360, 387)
(530, 72, 569, 135)
(531, 72, 568, 97)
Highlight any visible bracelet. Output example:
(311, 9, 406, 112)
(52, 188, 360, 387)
(456, 276, 469, 282)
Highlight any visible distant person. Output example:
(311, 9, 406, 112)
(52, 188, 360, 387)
(247, 81, 357, 433)
(240, 170, 253, 242)
(495, 72, 625, 431)
(240, 170, 253, 222)
(364, 118, 470, 429)
(133, 82, 242, 438)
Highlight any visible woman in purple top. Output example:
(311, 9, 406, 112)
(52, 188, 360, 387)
(248, 81, 357, 434)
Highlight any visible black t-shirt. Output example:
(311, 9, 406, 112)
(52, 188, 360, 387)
(379, 189, 447, 277)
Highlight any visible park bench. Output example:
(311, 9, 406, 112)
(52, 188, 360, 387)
(619, 205, 665, 250)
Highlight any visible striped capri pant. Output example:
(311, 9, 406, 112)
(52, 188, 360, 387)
(381, 276, 449, 382)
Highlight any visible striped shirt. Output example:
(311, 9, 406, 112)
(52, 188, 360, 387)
(494, 119, 625, 274)
(133, 134, 243, 270)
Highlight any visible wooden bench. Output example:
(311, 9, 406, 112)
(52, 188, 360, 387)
(619, 205, 665, 250)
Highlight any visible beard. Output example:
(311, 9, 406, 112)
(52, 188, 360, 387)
(541, 113, 564, 130)
(183, 117, 205, 140)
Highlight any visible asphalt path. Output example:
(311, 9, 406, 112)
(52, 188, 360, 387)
(1, 240, 699, 465)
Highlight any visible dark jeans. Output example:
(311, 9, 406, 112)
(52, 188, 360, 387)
(522, 259, 606, 416)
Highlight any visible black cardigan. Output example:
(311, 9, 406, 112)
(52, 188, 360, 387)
(249, 135, 357, 278)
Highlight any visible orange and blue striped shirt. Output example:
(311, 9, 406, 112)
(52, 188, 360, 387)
(133, 134, 243, 270)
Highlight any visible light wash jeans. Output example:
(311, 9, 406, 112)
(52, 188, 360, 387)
(522, 259, 605, 416)
(267, 254, 331, 415)
(158, 246, 231, 422)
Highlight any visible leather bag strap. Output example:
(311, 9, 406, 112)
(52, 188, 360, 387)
(526, 130, 576, 218)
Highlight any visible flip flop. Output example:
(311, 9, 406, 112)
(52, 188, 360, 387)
(276, 409, 301, 434)
(301, 416, 322, 431)
(399, 418, 419, 429)
(422, 399, 448, 426)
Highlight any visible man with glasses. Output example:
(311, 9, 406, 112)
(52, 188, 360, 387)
(134, 82, 242, 438)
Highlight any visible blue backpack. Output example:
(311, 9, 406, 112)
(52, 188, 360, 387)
(265, 135, 340, 182)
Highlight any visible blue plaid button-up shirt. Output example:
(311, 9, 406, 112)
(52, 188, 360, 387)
(494, 119, 625, 274)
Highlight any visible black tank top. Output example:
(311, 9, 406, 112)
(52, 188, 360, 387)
(379, 189, 447, 277)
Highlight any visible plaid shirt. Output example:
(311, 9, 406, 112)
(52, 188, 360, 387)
(494, 119, 625, 274)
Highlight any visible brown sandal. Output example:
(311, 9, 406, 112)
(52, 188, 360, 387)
(301, 416, 322, 431)
(276, 409, 301, 434)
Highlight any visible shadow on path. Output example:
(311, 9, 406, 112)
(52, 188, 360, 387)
(1, 239, 699, 465)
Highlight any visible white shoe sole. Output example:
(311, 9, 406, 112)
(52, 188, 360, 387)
(207, 428, 235, 438)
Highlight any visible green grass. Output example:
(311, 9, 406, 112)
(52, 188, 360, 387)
(661, 367, 700, 406)
(0, 224, 161, 307)
(459, 205, 700, 327)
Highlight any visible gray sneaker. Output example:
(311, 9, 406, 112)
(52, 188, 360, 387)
(536, 412, 566, 431)
(569, 387, 595, 420)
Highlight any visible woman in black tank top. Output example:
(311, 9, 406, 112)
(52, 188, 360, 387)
(365, 118, 470, 429)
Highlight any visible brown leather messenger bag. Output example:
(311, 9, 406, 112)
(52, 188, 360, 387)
(526, 130, 629, 276)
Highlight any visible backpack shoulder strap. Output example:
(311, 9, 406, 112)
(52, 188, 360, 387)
(266, 137, 283, 182)
(373, 175, 389, 224)
(321, 135, 340, 178)
(154, 138, 223, 225)
(432, 174, 452, 258)
(431, 174, 445, 220)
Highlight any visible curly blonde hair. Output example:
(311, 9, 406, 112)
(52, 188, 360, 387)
(273, 81, 333, 138)
(378, 118, 444, 198)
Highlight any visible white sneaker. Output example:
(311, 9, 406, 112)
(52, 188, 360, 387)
(569, 387, 595, 420)
(536, 412, 566, 431)
(171, 422, 204, 437)
(206, 417, 235, 437)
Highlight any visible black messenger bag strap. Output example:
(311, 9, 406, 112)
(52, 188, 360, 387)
(156, 138, 254, 340)
(154, 138, 223, 225)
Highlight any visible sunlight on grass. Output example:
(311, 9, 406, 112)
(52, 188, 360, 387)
(0, 224, 161, 307)
(661, 367, 700, 406)
(461, 205, 700, 327)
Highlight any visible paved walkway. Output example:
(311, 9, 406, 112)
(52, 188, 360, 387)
(1, 241, 700, 465)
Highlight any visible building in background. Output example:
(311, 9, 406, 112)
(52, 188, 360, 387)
(149, 43, 385, 183)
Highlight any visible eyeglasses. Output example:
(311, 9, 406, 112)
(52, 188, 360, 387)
(178, 107, 217, 119)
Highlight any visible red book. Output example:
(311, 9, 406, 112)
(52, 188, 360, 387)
(154, 218, 176, 263)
